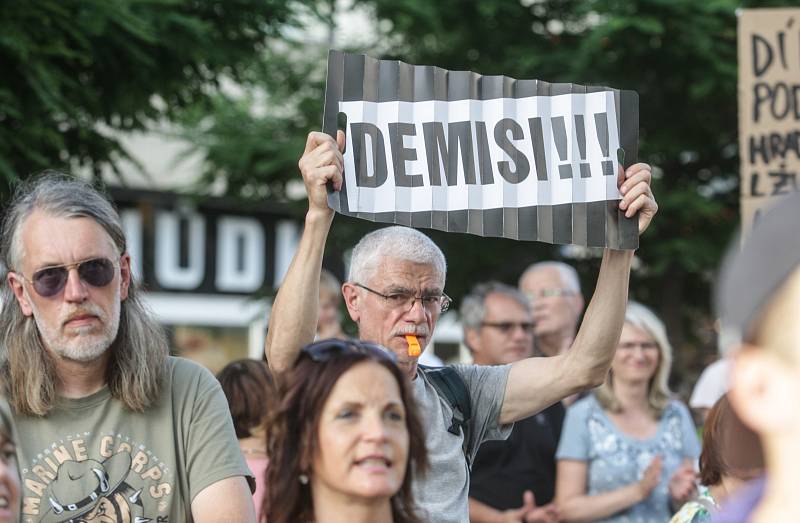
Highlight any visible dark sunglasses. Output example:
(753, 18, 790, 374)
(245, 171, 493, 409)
(300, 339, 398, 364)
(21, 257, 118, 297)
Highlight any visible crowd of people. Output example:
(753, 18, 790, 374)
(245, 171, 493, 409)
(0, 129, 796, 523)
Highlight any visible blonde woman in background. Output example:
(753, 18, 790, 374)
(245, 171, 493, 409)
(555, 302, 700, 522)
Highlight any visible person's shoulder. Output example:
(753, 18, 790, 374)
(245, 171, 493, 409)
(449, 362, 510, 379)
(668, 501, 709, 523)
(166, 356, 219, 389)
(562, 394, 596, 424)
(568, 393, 596, 413)
(666, 397, 693, 417)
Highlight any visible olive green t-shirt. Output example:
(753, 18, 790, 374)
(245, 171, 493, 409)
(12, 356, 252, 523)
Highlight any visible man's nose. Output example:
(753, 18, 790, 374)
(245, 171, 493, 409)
(404, 298, 428, 323)
(532, 299, 548, 311)
(511, 324, 531, 340)
(63, 268, 89, 302)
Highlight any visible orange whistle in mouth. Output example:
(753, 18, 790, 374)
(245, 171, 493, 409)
(405, 335, 421, 357)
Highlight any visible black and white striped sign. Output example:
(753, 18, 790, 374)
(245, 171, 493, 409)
(323, 51, 640, 249)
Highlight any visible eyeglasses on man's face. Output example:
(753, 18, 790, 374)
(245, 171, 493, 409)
(15, 257, 119, 298)
(354, 283, 452, 313)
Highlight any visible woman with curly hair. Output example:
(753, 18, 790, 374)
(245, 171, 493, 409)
(264, 339, 428, 523)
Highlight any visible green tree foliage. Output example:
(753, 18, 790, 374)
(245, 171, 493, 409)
(178, 38, 331, 201)
(155, 1, 794, 376)
(0, 0, 293, 198)
(343, 0, 795, 375)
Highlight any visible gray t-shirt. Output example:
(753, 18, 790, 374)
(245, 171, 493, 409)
(12, 356, 252, 523)
(412, 363, 512, 523)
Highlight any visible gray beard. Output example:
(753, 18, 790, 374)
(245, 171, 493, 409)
(28, 291, 121, 363)
(35, 310, 120, 363)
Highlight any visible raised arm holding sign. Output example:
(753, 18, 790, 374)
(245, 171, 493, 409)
(265, 53, 657, 523)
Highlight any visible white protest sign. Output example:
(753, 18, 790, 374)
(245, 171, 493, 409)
(323, 51, 640, 248)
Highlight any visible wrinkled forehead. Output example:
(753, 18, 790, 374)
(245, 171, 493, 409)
(370, 256, 445, 291)
(485, 291, 530, 317)
(17, 211, 118, 270)
(525, 266, 566, 288)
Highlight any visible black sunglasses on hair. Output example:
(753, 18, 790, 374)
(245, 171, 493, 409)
(300, 339, 398, 364)
(20, 257, 118, 298)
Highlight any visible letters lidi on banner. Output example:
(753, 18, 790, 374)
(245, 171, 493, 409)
(322, 50, 640, 249)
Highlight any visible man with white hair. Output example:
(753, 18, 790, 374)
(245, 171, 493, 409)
(266, 131, 658, 522)
(518, 261, 585, 358)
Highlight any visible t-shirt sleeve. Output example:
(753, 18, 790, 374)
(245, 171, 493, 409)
(451, 364, 512, 457)
(180, 362, 255, 502)
(555, 399, 591, 461)
(676, 401, 701, 459)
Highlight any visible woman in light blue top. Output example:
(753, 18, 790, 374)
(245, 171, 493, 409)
(555, 302, 700, 522)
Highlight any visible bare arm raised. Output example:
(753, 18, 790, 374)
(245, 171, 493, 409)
(499, 163, 658, 424)
(265, 131, 345, 373)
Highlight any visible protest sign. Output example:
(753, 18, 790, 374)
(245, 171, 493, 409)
(322, 50, 640, 249)
(738, 8, 800, 234)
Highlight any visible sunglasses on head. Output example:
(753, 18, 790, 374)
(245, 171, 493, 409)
(20, 257, 118, 297)
(300, 339, 397, 364)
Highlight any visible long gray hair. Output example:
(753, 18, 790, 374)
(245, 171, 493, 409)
(0, 172, 167, 416)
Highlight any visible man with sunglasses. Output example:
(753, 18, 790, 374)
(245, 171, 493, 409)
(266, 131, 658, 523)
(0, 174, 256, 522)
(461, 282, 561, 523)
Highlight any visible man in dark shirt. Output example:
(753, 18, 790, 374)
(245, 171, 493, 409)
(462, 282, 560, 523)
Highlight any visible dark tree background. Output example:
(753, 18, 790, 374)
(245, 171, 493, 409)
(179, 0, 794, 386)
(0, 0, 293, 197)
(2, 0, 796, 387)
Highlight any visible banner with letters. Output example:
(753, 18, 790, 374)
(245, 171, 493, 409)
(738, 8, 800, 235)
(322, 50, 640, 249)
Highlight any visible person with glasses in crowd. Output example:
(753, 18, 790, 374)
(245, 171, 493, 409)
(0, 174, 255, 522)
(462, 282, 560, 523)
(519, 262, 585, 361)
(265, 339, 428, 523)
(555, 302, 700, 522)
(265, 131, 658, 523)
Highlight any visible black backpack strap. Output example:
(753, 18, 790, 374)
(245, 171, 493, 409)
(419, 364, 474, 467)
